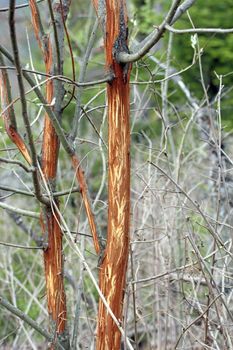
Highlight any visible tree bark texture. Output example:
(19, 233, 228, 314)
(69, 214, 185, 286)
(0, 53, 31, 165)
(95, 1, 131, 349)
(31, 0, 101, 257)
(29, 1, 69, 345)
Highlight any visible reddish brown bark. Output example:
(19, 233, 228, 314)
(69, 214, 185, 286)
(71, 156, 100, 254)
(30, 0, 100, 258)
(0, 69, 31, 165)
(29, 1, 67, 340)
(41, 39, 59, 180)
(96, 1, 131, 349)
(40, 207, 66, 334)
(29, 0, 43, 50)
(41, 43, 66, 336)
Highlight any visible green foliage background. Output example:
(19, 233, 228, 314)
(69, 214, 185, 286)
(132, 0, 233, 126)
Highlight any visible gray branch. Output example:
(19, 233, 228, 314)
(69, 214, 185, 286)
(9, 0, 49, 205)
(170, 0, 197, 25)
(0, 295, 65, 350)
(118, 0, 183, 63)
(166, 24, 233, 34)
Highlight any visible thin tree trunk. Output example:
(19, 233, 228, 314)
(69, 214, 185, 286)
(29, 1, 70, 347)
(96, 1, 131, 348)
(40, 52, 67, 344)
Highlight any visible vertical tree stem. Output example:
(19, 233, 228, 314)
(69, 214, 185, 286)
(96, 1, 131, 349)
(29, 1, 70, 347)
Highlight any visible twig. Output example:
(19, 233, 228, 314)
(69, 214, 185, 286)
(0, 201, 39, 219)
(0, 185, 34, 197)
(38, 165, 134, 350)
(129, 244, 139, 350)
(81, 107, 107, 148)
(174, 294, 223, 349)
(0, 184, 80, 197)
(149, 161, 227, 250)
(118, 0, 182, 63)
(0, 157, 34, 172)
(0, 0, 44, 12)
(0, 241, 42, 250)
(131, 250, 214, 285)
(59, 0, 76, 110)
(166, 24, 233, 34)
(0, 295, 65, 350)
(9, 0, 49, 205)
(47, 0, 61, 72)
(6, 210, 43, 246)
(0, 65, 112, 87)
(51, 187, 80, 197)
(72, 18, 99, 141)
(71, 263, 84, 348)
(0, 43, 101, 258)
(170, 0, 197, 25)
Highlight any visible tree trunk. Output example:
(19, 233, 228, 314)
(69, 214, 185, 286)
(96, 1, 131, 349)
(29, 1, 70, 347)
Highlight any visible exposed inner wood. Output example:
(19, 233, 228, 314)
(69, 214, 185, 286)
(96, 1, 131, 349)
(29, 0, 67, 338)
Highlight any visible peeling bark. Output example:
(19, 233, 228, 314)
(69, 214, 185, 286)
(96, 1, 131, 349)
(0, 54, 31, 165)
(71, 155, 101, 255)
(30, 1, 69, 346)
(40, 207, 66, 334)
(29, 0, 101, 254)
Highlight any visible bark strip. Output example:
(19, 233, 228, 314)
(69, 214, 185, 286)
(0, 53, 31, 164)
(71, 155, 101, 254)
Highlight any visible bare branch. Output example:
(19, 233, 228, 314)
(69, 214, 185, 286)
(0, 0, 44, 12)
(149, 161, 230, 253)
(71, 18, 99, 141)
(0, 44, 101, 256)
(118, 0, 182, 63)
(166, 24, 233, 34)
(0, 201, 39, 219)
(174, 294, 223, 348)
(0, 184, 80, 197)
(0, 65, 113, 87)
(0, 241, 42, 250)
(9, 0, 49, 205)
(170, 0, 197, 25)
(0, 295, 65, 350)
(0, 156, 34, 172)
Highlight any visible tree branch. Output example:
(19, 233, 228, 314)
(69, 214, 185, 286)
(71, 18, 99, 141)
(0, 241, 42, 249)
(118, 0, 182, 63)
(0, 65, 112, 87)
(0, 0, 44, 12)
(9, 0, 49, 205)
(149, 161, 233, 259)
(0, 184, 80, 197)
(0, 43, 101, 256)
(0, 295, 65, 350)
(0, 156, 34, 172)
(166, 24, 233, 34)
(170, 0, 197, 25)
(0, 201, 40, 219)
